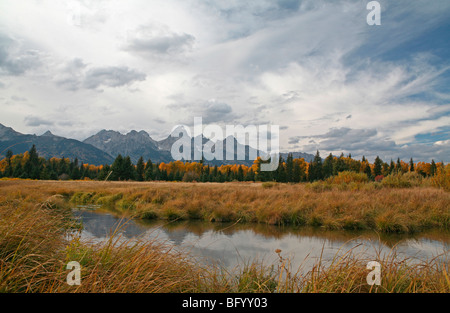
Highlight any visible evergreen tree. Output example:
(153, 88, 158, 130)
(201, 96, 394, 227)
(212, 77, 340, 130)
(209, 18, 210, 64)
(29, 145, 39, 167)
(348, 158, 361, 173)
(123, 156, 136, 180)
(98, 164, 111, 180)
(160, 168, 168, 181)
(154, 163, 161, 180)
(237, 165, 244, 182)
(167, 170, 175, 181)
(13, 161, 23, 178)
(215, 171, 225, 182)
(175, 170, 184, 181)
(382, 162, 389, 176)
(373, 156, 383, 177)
(409, 158, 415, 172)
(40, 166, 51, 180)
(430, 160, 437, 176)
(286, 153, 294, 182)
(71, 164, 81, 180)
(323, 153, 334, 179)
(201, 170, 209, 182)
(255, 157, 273, 182)
(227, 167, 234, 181)
(396, 158, 402, 173)
(275, 156, 286, 182)
(203, 165, 211, 182)
(22, 159, 32, 179)
(245, 168, 255, 182)
(48, 159, 56, 176)
(49, 168, 58, 180)
(213, 165, 218, 179)
(308, 150, 323, 181)
(389, 159, 395, 174)
(79, 162, 87, 179)
(364, 162, 372, 179)
(334, 153, 347, 174)
(292, 160, 302, 183)
(5, 150, 13, 177)
(70, 158, 81, 180)
(68, 160, 74, 178)
(136, 156, 145, 181)
(111, 155, 124, 180)
(23, 145, 40, 179)
(144, 159, 154, 181)
(58, 157, 68, 176)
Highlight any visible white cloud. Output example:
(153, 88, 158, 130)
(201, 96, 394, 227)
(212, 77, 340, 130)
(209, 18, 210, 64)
(0, 0, 449, 161)
(124, 23, 195, 58)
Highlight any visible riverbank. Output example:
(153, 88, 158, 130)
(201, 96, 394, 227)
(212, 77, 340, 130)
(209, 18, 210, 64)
(0, 184, 448, 293)
(0, 179, 449, 234)
(10, 179, 449, 234)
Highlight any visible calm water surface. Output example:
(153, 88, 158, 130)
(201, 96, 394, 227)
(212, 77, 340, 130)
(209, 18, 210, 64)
(73, 207, 449, 271)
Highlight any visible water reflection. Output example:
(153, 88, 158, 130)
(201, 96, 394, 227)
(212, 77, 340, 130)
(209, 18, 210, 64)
(73, 209, 450, 271)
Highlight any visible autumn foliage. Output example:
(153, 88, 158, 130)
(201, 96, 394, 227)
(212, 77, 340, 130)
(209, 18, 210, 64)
(0, 146, 448, 190)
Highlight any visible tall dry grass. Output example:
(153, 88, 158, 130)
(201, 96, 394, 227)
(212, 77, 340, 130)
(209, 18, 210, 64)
(0, 179, 449, 293)
(0, 189, 448, 293)
(0, 194, 214, 292)
(278, 244, 449, 293)
(0, 195, 70, 292)
(1, 179, 448, 234)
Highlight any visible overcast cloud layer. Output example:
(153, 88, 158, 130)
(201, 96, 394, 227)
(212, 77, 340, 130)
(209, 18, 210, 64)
(0, 0, 449, 162)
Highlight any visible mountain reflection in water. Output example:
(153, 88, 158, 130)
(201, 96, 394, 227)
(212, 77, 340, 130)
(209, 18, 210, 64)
(73, 209, 449, 270)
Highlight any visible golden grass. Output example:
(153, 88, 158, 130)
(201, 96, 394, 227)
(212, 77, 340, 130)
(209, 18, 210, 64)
(4, 179, 446, 233)
(0, 196, 212, 293)
(0, 179, 448, 233)
(0, 193, 448, 293)
(0, 180, 449, 293)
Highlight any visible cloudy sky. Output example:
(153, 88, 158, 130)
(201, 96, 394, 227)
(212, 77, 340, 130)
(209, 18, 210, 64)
(0, 0, 449, 162)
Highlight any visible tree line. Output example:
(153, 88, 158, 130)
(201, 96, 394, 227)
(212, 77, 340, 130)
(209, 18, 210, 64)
(0, 145, 444, 183)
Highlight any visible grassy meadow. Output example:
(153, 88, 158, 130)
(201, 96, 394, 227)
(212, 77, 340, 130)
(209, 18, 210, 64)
(55, 174, 449, 233)
(0, 177, 449, 293)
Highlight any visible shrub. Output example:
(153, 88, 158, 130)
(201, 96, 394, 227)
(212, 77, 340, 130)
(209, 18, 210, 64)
(381, 172, 422, 188)
(182, 171, 200, 182)
(326, 171, 369, 185)
(375, 175, 384, 182)
(95, 193, 123, 207)
(70, 192, 96, 204)
(431, 165, 450, 191)
(116, 198, 137, 211)
(139, 210, 159, 220)
(306, 181, 332, 192)
(262, 182, 277, 189)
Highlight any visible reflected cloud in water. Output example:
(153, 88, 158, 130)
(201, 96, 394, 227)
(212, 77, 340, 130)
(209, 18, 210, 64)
(74, 210, 450, 271)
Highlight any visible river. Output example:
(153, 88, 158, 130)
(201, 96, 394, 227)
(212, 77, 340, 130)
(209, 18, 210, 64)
(73, 207, 449, 272)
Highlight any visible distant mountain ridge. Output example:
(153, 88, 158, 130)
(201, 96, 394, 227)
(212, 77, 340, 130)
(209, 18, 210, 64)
(0, 123, 114, 165)
(83, 129, 171, 164)
(280, 152, 316, 163)
(84, 129, 265, 166)
(0, 123, 316, 166)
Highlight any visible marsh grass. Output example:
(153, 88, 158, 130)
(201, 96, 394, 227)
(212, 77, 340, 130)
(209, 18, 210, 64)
(0, 195, 448, 293)
(298, 246, 449, 293)
(0, 180, 449, 293)
(1, 180, 448, 234)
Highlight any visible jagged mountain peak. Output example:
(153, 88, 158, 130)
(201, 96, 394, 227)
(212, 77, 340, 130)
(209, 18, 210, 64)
(0, 124, 114, 165)
(41, 130, 56, 137)
(0, 123, 317, 166)
(83, 128, 162, 163)
(0, 123, 22, 140)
